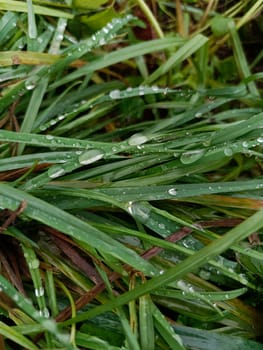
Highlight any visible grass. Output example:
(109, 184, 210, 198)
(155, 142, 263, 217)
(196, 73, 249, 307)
(0, 0, 263, 349)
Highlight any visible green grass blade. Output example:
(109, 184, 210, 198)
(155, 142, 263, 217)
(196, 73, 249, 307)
(0, 321, 39, 350)
(228, 20, 259, 96)
(0, 0, 73, 18)
(63, 207, 263, 324)
(144, 34, 208, 84)
(0, 183, 158, 276)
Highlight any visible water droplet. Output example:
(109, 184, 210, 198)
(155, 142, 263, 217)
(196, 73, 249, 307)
(158, 223, 165, 230)
(128, 133, 148, 146)
(39, 124, 47, 131)
(13, 293, 19, 302)
(180, 150, 205, 164)
(139, 86, 145, 96)
(136, 144, 144, 150)
(168, 188, 177, 196)
(152, 85, 159, 92)
(78, 149, 104, 165)
(39, 307, 50, 318)
(28, 259, 40, 269)
(127, 201, 133, 215)
(48, 166, 66, 179)
(25, 79, 36, 90)
(195, 112, 202, 118)
(56, 34, 63, 41)
(163, 88, 168, 95)
(46, 134, 54, 140)
(127, 202, 150, 223)
(50, 119, 57, 126)
(242, 141, 248, 148)
(109, 89, 121, 99)
(199, 270, 211, 280)
(224, 147, 233, 156)
(257, 137, 263, 143)
(35, 286, 45, 297)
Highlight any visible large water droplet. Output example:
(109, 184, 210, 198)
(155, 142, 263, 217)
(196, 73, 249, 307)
(127, 202, 150, 223)
(199, 269, 211, 280)
(224, 147, 233, 156)
(39, 307, 50, 318)
(35, 286, 45, 297)
(109, 89, 121, 99)
(48, 166, 66, 179)
(28, 259, 40, 269)
(180, 150, 205, 164)
(25, 79, 36, 90)
(168, 188, 177, 196)
(257, 137, 263, 143)
(78, 149, 104, 165)
(128, 133, 148, 146)
(242, 141, 248, 148)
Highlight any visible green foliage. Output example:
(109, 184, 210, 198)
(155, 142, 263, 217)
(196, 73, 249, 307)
(0, 0, 263, 349)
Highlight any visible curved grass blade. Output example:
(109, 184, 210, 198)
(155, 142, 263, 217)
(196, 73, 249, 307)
(0, 0, 73, 18)
(62, 206, 263, 324)
(0, 183, 158, 276)
(0, 321, 39, 350)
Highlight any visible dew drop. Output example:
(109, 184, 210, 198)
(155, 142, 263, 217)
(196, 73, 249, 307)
(39, 307, 50, 318)
(46, 134, 54, 140)
(56, 34, 63, 41)
(257, 137, 263, 143)
(158, 223, 165, 230)
(195, 112, 202, 118)
(152, 85, 159, 92)
(242, 141, 248, 148)
(50, 119, 57, 126)
(199, 270, 211, 280)
(128, 133, 148, 146)
(127, 202, 150, 223)
(78, 149, 104, 165)
(35, 286, 45, 297)
(139, 86, 145, 96)
(180, 150, 205, 164)
(109, 89, 121, 99)
(13, 293, 19, 302)
(39, 124, 47, 131)
(168, 188, 177, 196)
(28, 259, 40, 269)
(127, 201, 133, 215)
(224, 147, 233, 156)
(25, 79, 36, 90)
(48, 166, 66, 179)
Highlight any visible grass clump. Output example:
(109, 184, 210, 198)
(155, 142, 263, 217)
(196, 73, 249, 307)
(0, 0, 263, 349)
